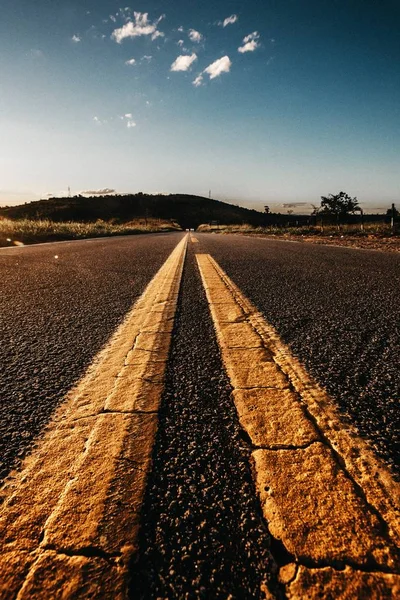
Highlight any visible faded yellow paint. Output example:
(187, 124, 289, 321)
(16, 552, 126, 600)
(254, 444, 397, 568)
(232, 388, 318, 447)
(286, 565, 400, 600)
(196, 253, 400, 598)
(0, 235, 187, 600)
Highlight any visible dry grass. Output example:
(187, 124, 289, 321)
(197, 224, 266, 234)
(198, 222, 397, 235)
(0, 218, 181, 247)
(197, 222, 400, 252)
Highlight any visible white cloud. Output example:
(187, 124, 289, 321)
(81, 188, 115, 195)
(192, 74, 203, 87)
(142, 55, 152, 61)
(71, 35, 81, 43)
(243, 32, 259, 43)
(188, 29, 203, 43)
(238, 31, 260, 53)
(221, 14, 238, 27)
(151, 30, 165, 41)
(177, 26, 184, 32)
(177, 40, 189, 52)
(118, 113, 137, 127)
(111, 12, 164, 43)
(238, 40, 258, 53)
(170, 53, 197, 72)
(93, 116, 110, 125)
(203, 55, 231, 79)
(125, 58, 136, 65)
(109, 15, 117, 23)
(192, 55, 232, 86)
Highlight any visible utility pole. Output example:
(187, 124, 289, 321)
(209, 190, 211, 199)
(68, 186, 71, 198)
(391, 203, 396, 230)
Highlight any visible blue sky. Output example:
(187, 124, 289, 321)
(0, 1, 399, 212)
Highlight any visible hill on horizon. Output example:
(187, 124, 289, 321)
(0, 193, 267, 230)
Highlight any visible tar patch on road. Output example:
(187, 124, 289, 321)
(130, 246, 280, 599)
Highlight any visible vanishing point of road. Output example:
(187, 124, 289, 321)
(0, 232, 399, 599)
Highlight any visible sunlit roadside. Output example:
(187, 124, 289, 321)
(0, 218, 181, 247)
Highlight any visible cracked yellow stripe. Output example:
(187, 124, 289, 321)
(196, 253, 400, 599)
(0, 235, 188, 600)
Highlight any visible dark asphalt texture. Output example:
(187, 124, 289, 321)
(196, 234, 400, 476)
(130, 245, 280, 600)
(0, 233, 184, 482)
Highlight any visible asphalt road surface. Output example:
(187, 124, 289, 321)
(129, 236, 399, 598)
(1, 231, 399, 598)
(0, 233, 184, 481)
(195, 233, 400, 476)
(131, 244, 280, 599)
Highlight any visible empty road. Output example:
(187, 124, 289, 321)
(0, 232, 399, 599)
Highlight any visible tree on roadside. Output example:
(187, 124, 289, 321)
(318, 191, 359, 229)
(386, 203, 399, 230)
(386, 203, 398, 219)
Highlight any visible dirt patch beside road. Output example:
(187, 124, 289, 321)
(286, 233, 400, 252)
(201, 229, 400, 252)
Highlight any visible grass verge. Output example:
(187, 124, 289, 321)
(197, 223, 400, 252)
(0, 218, 181, 247)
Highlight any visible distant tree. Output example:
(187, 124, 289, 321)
(310, 204, 319, 225)
(319, 191, 359, 229)
(386, 203, 399, 229)
(264, 205, 270, 214)
(386, 203, 398, 218)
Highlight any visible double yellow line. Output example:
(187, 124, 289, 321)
(0, 235, 398, 599)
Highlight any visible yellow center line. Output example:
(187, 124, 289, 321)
(190, 235, 199, 243)
(196, 253, 400, 598)
(0, 235, 188, 599)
